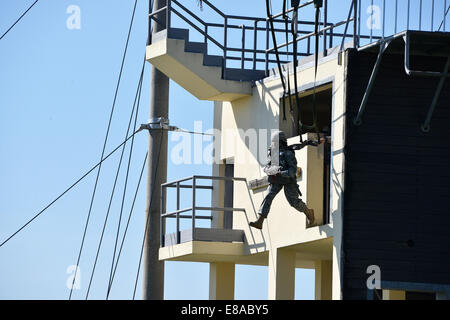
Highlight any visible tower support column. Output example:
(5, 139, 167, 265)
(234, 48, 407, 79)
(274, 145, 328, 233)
(268, 248, 296, 300)
(209, 262, 235, 300)
(142, 0, 169, 300)
(314, 260, 332, 300)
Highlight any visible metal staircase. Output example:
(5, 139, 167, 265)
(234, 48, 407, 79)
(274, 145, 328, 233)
(153, 27, 268, 82)
(145, 0, 359, 101)
(147, 27, 266, 101)
(146, 0, 450, 103)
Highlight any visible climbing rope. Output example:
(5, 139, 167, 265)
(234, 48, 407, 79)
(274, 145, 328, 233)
(297, 0, 322, 143)
(291, 1, 304, 142)
(310, 0, 322, 142)
(283, 0, 295, 125)
(266, 0, 322, 143)
(266, 0, 288, 121)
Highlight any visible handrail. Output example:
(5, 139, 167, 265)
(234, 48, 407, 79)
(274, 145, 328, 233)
(171, 7, 224, 50)
(148, 1, 447, 76)
(268, 18, 354, 53)
(160, 175, 248, 247)
(198, 0, 226, 18)
(149, 0, 360, 75)
(171, 0, 206, 27)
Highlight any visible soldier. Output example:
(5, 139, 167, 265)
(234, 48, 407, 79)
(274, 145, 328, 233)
(249, 130, 323, 230)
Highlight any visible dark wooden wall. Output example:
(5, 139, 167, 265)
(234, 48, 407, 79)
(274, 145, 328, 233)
(343, 49, 450, 300)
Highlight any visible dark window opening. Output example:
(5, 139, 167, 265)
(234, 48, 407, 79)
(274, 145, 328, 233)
(280, 85, 332, 139)
(280, 85, 333, 226)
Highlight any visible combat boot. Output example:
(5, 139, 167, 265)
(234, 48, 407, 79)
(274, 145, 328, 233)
(249, 215, 265, 230)
(304, 208, 315, 226)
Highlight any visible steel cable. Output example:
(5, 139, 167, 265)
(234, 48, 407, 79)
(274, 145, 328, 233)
(68, 0, 140, 299)
(0, 0, 40, 41)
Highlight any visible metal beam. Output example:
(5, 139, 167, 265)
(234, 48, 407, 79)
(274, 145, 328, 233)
(421, 57, 450, 132)
(353, 39, 392, 126)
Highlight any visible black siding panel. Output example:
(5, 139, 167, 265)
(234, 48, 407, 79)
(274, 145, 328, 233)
(343, 49, 450, 300)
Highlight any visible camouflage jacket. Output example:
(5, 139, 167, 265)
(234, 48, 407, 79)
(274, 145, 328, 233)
(263, 140, 318, 185)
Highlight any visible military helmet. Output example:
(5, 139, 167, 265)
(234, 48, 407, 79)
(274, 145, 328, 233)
(271, 130, 287, 144)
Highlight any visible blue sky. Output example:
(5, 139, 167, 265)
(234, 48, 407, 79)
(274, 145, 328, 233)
(0, 0, 447, 300)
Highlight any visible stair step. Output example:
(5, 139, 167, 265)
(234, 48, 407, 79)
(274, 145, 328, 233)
(151, 27, 189, 44)
(150, 27, 267, 84)
(203, 54, 223, 67)
(167, 27, 189, 41)
(185, 41, 207, 54)
(223, 68, 266, 82)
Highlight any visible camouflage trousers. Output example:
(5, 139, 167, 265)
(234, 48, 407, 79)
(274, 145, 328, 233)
(258, 182, 307, 217)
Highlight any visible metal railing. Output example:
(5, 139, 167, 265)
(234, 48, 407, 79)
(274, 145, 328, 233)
(160, 175, 247, 247)
(148, 0, 361, 76)
(359, 0, 449, 44)
(149, 0, 449, 76)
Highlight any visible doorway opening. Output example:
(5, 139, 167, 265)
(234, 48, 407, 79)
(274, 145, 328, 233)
(280, 84, 333, 225)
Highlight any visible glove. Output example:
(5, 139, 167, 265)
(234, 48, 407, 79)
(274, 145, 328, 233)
(264, 165, 281, 176)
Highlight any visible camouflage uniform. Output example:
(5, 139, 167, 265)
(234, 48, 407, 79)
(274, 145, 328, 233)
(258, 133, 319, 218)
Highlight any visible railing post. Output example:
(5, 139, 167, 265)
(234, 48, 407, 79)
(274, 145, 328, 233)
(241, 24, 246, 69)
(192, 177, 196, 241)
(358, 0, 361, 45)
(382, 0, 385, 39)
(329, 26, 333, 49)
(148, 0, 153, 45)
(160, 184, 165, 247)
(370, 0, 373, 43)
(431, 0, 435, 31)
(176, 181, 180, 244)
(353, 0, 358, 48)
(265, 20, 269, 76)
(419, 0, 422, 31)
(204, 24, 208, 47)
(445, 0, 447, 31)
(323, 0, 328, 56)
(395, 0, 398, 34)
(407, 0, 410, 30)
(307, 37, 311, 55)
(253, 20, 258, 70)
(166, 0, 171, 30)
(223, 17, 228, 79)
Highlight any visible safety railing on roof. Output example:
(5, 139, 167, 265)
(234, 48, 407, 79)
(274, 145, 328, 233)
(148, 0, 449, 76)
(160, 175, 247, 247)
(358, 0, 449, 45)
